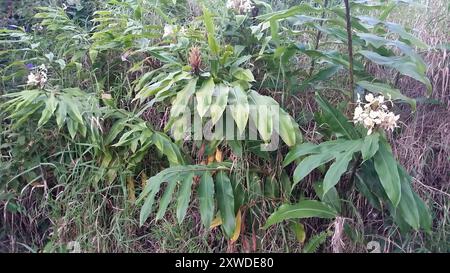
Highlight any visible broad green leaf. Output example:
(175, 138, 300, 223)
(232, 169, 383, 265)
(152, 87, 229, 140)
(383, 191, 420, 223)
(314, 181, 341, 213)
(138, 165, 223, 225)
(210, 84, 229, 125)
(263, 200, 337, 229)
(203, 8, 219, 55)
(232, 68, 255, 82)
(358, 50, 432, 93)
(176, 172, 195, 223)
(56, 101, 67, 128)
(323, 144, 361, 194)
(373, 139, 401, 207)
(66, 102, 84, 125)
(196, 77, 215, 118)
(275, 108, 297, 146)
(292, 153, 335, 188)
(155, 181, 178, 221)
(171, 78, 198, 117)
(215, 171, 235, 237)
(357, 81, 416, 109)
(315, 93, 358, 139)
(249, 91, 277, 142)
(361, 132, 380, 161)
(199, 172, 215, 228)
(66, 118, 78, 139)
(384, 22, 428, 49)
(257, 4, 321, 22)
(105, 121, 126, 145)
(283, 143, 319, 167)
(396, 166, 420, 230)
(138, 173, 169, 226)
(291, 222, 306, 244)
(299, 65, 341, 92)
(38, 93, 58, 127)
(412, 191, 432, 232)
(229, 85, 249, 135)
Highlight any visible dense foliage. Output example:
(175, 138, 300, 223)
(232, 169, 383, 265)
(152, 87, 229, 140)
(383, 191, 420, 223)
(1, 0, 448, 253)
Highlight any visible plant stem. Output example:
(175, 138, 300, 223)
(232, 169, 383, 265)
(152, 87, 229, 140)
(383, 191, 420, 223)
(309, 0, 329, 76)
(343, 0, 355, 101)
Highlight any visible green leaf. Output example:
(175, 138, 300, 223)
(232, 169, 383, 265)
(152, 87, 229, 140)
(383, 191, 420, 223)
(203, 8, 219, 55)
(56, 100, 67, 129)
(66, 102, 84, 125)
(314, 182, 341, 213)
(210, 84, 229, 125)
(229, 85, 249, 135)
(293, 153, 335, 188)
(176, 172, 195, 224)
(412, 191, 432, 232)
(263, 200, 337, 229)
(196, 77, 215, 118)
(139, 174, 167, 226)
(232, 68, 255, 82)
(283, 143, 319, 167)
(215, 171, 235, 237)
(373, 139, 401, 207)
(323, 144, 360, 194)
(315, 93, 358, 139)
(171, 78, 198, 117)
(38, 93, 58, 127)
(299, 65, 341, 92)
(249, 91, 277, 142)
(396, 166, 420, 230)
(257, 4, 321, 22)
(66, 118, 78, 139)
(384, 22, 428, 49)
(358, 50, 432, 93)
(291, 222, 306, 244)
(155, 181, 178, 221)
(361, 132, 380, 161)
(199, 172, 215, 228)
(275, 108, 297, 146)
(357, 81, 416, 109)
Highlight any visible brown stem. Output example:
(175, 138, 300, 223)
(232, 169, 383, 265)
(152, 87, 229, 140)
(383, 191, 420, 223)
(344, 0, 355, 100)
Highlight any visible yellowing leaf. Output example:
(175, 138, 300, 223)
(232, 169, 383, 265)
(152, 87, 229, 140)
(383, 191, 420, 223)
(207, 154, 215, 165)
(291, 222, 306, 244)
(215, 148, 223, 162)
(127, 176, 136, 203)
(230, 209, 242, 242)
(140, 172, 148, 189)
(210, 215, 223, 229)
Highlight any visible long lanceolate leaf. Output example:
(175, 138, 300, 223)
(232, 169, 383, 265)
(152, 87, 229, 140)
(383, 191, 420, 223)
(176, 172, 196, 223)
(198, 172, 215, 228)
(322, 144, 361, 194)
(215, 171, 235, 237)
(137, 164, 230, 226)
(315, 93, 359, 140)
(263, 200, 337, 229)
(373, 139, 401, 207)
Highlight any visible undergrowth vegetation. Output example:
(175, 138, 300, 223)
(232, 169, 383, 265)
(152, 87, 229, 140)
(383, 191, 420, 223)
(0, 0, 448, 253)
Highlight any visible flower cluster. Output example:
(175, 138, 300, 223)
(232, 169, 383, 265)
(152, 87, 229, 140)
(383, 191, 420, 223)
(27, 64, 48, 88)
(162, 24, 186, 39)
(226, 0, 254, 14)
(353, 93, 400, 135)
(163, 24, 175, 38)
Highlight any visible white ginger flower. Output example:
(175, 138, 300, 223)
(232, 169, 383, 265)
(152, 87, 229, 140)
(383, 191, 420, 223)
(27, 73, 39, 86)
(163, 24, 175, 38)
(227, 0, 254, 14)
(27, 64, 47, 88)
(353, 92, 399, 135)
(353, 106, 364, 122)
(365, 93, 374, 103)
